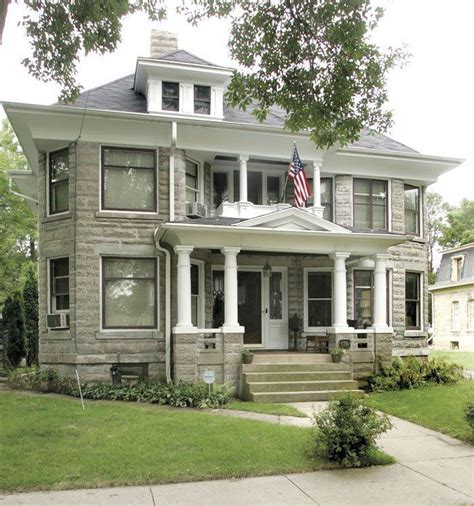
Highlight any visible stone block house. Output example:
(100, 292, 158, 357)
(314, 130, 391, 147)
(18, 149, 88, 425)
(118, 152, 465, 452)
(430, 243, 474, 351)
(3, 30, 463, 398)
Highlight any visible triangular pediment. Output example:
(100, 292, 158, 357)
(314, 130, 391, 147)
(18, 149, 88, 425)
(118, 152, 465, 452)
(232, 207, 350, 233)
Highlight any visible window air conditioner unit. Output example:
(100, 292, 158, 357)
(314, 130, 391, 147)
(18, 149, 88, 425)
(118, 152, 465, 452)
(47, 313, 70, 330)
(185, 202, 207, 218)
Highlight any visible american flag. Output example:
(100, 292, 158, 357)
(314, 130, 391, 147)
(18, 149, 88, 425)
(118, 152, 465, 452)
(289, 145, 311, 208)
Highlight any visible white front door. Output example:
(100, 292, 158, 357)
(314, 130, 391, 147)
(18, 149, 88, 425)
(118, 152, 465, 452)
(263, 268, 288, 349)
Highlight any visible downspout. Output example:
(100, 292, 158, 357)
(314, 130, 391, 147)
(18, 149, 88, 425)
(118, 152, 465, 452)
(169, 121, 177, 221)
(155, 228, 172, 383)
(8, 177, 39, 204)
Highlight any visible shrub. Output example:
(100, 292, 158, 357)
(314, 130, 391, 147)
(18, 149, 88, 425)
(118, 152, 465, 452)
(2, 293, 26, 367)
(21, 263, 38, 367)
(313, 394, 392, 467)
(465, 403, 474, 430)
(7, 368, 233, 409)
(369, 356, 463, 392)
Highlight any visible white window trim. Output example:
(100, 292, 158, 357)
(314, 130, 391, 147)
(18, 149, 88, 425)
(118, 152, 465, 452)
(303, 267, 333, 332)
(99, 255, 160, 332)
(351, 176, 392, 232)
(451, 300, 460, 331)
(404, 184, 423, 237)
(99, 144, 160, 214)
(47, 256, 70, 315)
(451, 255, 465, 282)
(185, 156, 203, 204)
(404, 271, 424, 332)
(191, 259, 205, 328)
(46, 146, 71, 218)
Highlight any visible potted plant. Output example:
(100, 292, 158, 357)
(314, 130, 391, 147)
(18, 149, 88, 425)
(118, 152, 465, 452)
(241, 349, 253, 364)
(330, 347, 344, 363)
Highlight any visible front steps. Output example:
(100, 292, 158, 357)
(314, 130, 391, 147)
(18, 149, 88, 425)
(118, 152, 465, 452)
(241, 353, 365, 403)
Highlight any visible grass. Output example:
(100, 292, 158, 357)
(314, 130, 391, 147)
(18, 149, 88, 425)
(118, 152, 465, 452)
(430, 350, 474, 370)
(0, 391, 391, 493)
(366, 380, 474, 443)
(224, 400, 308, 417)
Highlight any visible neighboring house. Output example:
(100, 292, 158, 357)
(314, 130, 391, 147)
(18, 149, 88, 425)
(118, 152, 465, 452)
(430, 243, 474, 351)
(2, 30, 463, 397)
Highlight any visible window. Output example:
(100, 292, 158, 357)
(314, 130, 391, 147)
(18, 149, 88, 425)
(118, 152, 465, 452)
(191, 262, 203, 327)
(451, 301, 460, 331)
(404, 185, 420, 235)
(451, 256, 464, 282)
(307, 178, 333, 221)
(50, 258, 69, 312)
(162, 81, 179, 111)
(266, 176, 281, 205)
(194, 85, 211, 114)
(49, 148, 69, 214)
(102, 258, 157, 329)
(185, 159, 200, 203)
(102, 147, 156, 211)
(213, 172, 228, 208)
(353, 179, 388, 230)
(405, 272, 421, 330)
(306, 271, 332, 328)
(233, 170, 262, 205)
(354, 270, 373, 328)
(212, 270, 225, 328)
(468, 300, 474, 330)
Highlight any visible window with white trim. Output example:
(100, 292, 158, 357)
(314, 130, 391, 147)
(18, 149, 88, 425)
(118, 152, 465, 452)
(50, 258, 69, 313)
(468, 300, 474, 330)
(451, 301, 460, 331)
(405, 272, 421, 330)
(185, 159, 200, 203)
(49, 148, 69, 215)
(306, 271, 332, 328)
(190, 262, 204, 328)
(353, 179, 388, 230)
(162, 81, 179, 111)
(404, 185, 420, 235)
(451, 256, 464, 282)
(194, 85, 211, 114)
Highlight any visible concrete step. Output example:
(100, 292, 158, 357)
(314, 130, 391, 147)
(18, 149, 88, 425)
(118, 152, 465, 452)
(243, 363, 350, 373)
(247, 379, 359, 393)
(242, 371, 353, 382)
(250, 353, 332, 364)
(249, 390, 365, 403)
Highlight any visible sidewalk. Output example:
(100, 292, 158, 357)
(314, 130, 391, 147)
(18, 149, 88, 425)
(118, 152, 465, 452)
(1, 406, 472, 505)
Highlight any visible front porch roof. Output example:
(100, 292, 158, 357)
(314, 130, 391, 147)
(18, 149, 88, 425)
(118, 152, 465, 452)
(156, 208, 409, 256)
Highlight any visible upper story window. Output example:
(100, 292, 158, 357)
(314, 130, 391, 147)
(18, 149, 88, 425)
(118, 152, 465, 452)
(102, 257, 157, 329)
(49, 148, 69, 215)
(162, 81, 179, 111)
(404, 185, 420, 235)
(451, 255, 464, 282)
(213, 172, 229, 208)
(185, 159, 200, 203)
(307, 177, 333, 221)
(405, 272, 421, 330)
(194, 85, 211, 115)
(50, 257, 69, 312)
(102, 147, 156, 212)
(353, 179, 388, 230)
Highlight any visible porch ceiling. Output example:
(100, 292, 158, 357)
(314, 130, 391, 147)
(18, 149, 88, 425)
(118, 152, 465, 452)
(156, 222, 409, 256)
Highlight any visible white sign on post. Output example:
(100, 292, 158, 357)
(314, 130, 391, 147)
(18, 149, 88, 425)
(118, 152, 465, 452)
(203, 369, 216, 384)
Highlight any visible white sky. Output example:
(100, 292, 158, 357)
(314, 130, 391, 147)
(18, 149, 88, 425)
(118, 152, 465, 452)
(1, 0, 473, 204)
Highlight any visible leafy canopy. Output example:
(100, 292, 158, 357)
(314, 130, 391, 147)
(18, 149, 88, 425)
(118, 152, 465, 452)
(439, 199, 474, 248)
(2, 0, 406, 148)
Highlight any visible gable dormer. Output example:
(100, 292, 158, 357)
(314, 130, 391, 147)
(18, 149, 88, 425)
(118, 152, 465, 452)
(134, 30, 232, 120)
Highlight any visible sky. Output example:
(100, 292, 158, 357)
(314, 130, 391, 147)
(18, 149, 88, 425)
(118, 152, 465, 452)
(0, 0, 473, 205)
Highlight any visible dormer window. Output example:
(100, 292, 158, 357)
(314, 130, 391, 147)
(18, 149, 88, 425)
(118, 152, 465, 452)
(194, 85, 211, 114)
(162, 81, 179, 111)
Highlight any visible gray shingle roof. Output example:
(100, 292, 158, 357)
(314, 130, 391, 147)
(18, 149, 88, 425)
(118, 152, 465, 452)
(157, 49, 222, 67)
(436, 245, 474, 284)
(67, 69, 418, 154)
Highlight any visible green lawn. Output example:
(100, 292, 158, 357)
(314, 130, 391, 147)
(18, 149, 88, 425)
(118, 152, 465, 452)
(225, 400, 307, 417)
(366, 381, 474, 443)
(430, 350, 474, 370)
(0, 391, 391, 493)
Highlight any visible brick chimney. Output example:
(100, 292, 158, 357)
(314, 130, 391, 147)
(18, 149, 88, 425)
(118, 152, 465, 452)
(150, 29, 178, 58)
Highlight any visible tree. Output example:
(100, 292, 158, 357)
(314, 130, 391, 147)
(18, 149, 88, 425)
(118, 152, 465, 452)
(0, 119, 38, 309)
(1, 1, 406, 147)
(425, 192, 451, 281)
(2, 292, 26, 367)
(439, 199, 474, 248)
(21, 263, 38, 367)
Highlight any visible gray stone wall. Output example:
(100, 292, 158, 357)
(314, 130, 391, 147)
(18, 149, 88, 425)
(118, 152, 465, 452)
(335, 175, 352, 227)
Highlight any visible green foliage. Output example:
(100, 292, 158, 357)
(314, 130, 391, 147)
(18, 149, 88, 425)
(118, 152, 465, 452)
(8, 368, 233, 408)
(313, 394, 392, 467)
(425, 192, 451, 275)
(439, 199, 474, 248)
(0, 119, 38, 310)
(182, 0, 408, 148)
(330, 347, 344, 362)
(369, 356, 463, 392)
(2, 293, 27, 367)
(21, 263, 38, 367)
(464, 403, 474, 429)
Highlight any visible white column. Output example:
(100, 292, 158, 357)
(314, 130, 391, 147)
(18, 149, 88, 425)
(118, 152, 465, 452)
(239, 155, 249, 203)
(373, 253, 389, 329)
(313, 161, 322, 208)
(221, 246, 242, 331)
(174, 245, 194, 329)
(330, 252, 350, 328)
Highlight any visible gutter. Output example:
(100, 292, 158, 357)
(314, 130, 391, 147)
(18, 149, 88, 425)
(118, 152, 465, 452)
(8, 177, 38, 204)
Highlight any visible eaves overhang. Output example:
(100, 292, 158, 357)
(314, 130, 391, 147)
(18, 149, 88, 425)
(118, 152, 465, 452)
(429, 279, 474, 292)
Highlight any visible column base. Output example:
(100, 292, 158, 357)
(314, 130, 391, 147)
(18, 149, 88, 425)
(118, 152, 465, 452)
(304, 206, 324, 218)
(326, 325, 353, 333)
(172, 325, 197, 334)
(222, 324, 245, 334)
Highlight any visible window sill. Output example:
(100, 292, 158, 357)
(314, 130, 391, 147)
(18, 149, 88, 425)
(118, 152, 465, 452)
(42, 212, 72, 223)
(95, 330, 162, 340)
(404, 330, 427, 338)
(41, 330, 71, 340)
(409, 236, 426, 243)
(95, 211, 162, 220)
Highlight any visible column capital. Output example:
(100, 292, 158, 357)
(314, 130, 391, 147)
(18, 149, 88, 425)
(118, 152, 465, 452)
(374, 253, 390, 261)
(329, 251, 351, 260)
(221, 246, 241, 256)
(174, 245, 194, 255)
(239, 155, 249, 162)
(313, 159, 324, 168)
